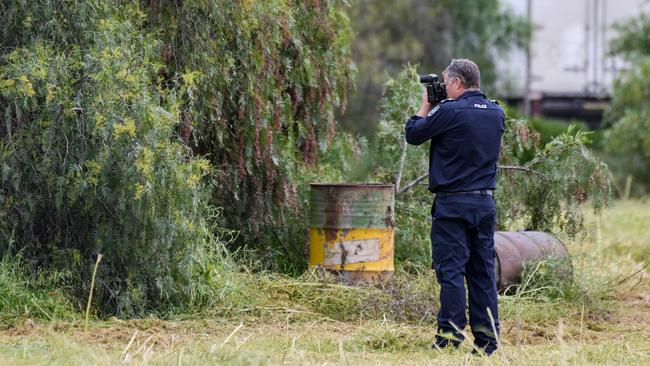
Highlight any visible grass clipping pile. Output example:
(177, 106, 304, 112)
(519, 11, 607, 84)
(205, 267, 440, 323)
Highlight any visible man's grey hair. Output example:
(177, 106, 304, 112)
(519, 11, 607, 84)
(444, 59, 480, 88)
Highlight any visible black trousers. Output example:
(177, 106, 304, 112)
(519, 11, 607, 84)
(431, 194, 499, 351)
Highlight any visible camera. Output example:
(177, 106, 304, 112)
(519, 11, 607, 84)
(419, 74, 447, 103)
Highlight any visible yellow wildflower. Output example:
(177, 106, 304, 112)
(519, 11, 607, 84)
(95, 112, 105, 130)
(182, 71, 200, 87)
(19, 75, 35, 97)
(125, 73, 138, 85)
(183, 218, 195, 232)
(196, 159, 211, 173)
(112, 118, 137, 139)
(22, 16, 33, 28)
(85, 160, 101, 186)
(135, 148, 154, 175)
(123, 91, 136, 102)
(34, 67, 47, 80)
(0, 79, 16, 91)
(134, 183, 145, 200)
(186, 174, 200, 187)
(46, 84, 56, 104)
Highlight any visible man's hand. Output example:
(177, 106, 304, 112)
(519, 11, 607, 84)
(416, 88, 436, 117)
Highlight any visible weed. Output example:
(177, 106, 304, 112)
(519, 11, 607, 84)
(0, 252, 76, 327)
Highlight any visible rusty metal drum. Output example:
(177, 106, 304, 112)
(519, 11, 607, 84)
(494, 231, 572, 291)
(308, 183, 395, 283)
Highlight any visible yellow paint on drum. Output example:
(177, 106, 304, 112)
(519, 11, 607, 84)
(308, 227, 394, 272)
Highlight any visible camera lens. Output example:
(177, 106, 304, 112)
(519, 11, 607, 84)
(419, 74, 435, 83)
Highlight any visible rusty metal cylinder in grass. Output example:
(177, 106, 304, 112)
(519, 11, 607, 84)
(494, 231, 572, 291)
(308, 183, 395, 283)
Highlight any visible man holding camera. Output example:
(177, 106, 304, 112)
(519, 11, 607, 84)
(404, 59, 505, 355)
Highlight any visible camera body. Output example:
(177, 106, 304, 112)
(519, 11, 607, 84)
(419, 74, 447, 103)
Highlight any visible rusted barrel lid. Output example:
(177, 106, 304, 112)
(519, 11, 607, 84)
(309, 184, 395, 229)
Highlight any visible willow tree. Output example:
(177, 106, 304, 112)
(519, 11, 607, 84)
(0, 0, 355, 314)
(146, 0, 356, 271)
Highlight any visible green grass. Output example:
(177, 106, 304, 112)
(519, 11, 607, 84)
(0, 253, 77, 326)
(1, 200, 650, 364)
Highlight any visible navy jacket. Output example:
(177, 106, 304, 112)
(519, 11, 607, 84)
(404, 90, 505, 193)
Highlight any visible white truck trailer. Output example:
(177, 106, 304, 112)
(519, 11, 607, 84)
(499, 0, 650, 126)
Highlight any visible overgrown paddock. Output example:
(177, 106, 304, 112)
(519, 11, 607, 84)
(1, 200, 648, 365)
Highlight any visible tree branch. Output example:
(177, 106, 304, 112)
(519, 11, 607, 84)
(498, 165, 549, 181)
(396, 164, 549, 195)
(395, 137, 408, 192)
(396, 172, 428, 195)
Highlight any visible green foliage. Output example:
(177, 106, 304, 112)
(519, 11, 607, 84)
(0, 0, 360, 315)
(604, 13, 650, 193)
(606, 56, 650, 125)
(393, 194, 434, 267)
(609, 13, 650, 59)
(510, 258, 576, 301)
(603, 57, 650, 192)
(0, 3, 230, 316)
(143, 0, 355, 273)
(0, 0, 612, 319)
(0, 249, 76, 326)
(374, 65, 425, 185)
(529, 118, 590, 147)
(371, 65, 432, 264)
(498, 124, 611, 234)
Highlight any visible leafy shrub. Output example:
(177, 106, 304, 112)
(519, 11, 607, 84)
(149, 0, 355, 272)
(529, 117, 589, 146)
(603, 14, 650, 193)
(498, 125, 611, 234)
(0, 4, 228, 316)
(603, 58, 650, 193)
(0, 0, 361, 314)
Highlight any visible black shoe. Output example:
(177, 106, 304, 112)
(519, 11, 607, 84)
(432, 334, 462, 350)
(432, 340, 460, 350)
(471, 345, 497, 356)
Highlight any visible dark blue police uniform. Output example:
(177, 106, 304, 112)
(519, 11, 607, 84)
(404, 90, 505, 354)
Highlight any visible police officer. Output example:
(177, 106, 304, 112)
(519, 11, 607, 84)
(404, 59, 504, 355)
